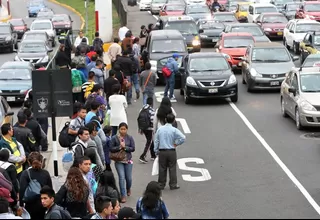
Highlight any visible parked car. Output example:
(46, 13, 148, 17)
(8, 18, 28, 40)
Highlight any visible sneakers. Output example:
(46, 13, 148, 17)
(170, 97, 176, 101)
(139, 157, 148, 164)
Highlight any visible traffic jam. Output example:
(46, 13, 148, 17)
(140, 0, 320, 130)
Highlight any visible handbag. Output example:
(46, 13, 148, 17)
(121, 71, 131, 92)
(109, 136, 127, 162)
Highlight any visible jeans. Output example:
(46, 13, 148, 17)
(142, 90, 154, 106)
(140, 130, 156, 159)
(164, 74, 175, 98)
(126, 74, 140, 103)
(115, 162, 133, 197)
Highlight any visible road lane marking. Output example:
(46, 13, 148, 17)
(155, 91, 177, 103)
(178, 158, 211, 182)
(153, 15, 158, 20)
(176, 118, 191, 134)
(228, 102, 320, 216)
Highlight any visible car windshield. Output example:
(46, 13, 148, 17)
(239, 4, 249, 11)
(167, 5, 185, 10)
(199, 21, 224, 29)
(223, 37, 254, 48)
(164, 21, 198, 35)
(0, 69, 31, 80)
(151, 39, 186, 52)
(24, 33, 46, 41)
(0, 26, 10, 34)
(52, 15, 68, 22)
(187, 6, 210, 13)
(9, 20, 24, 26)
(31, 22, 51, 30)
(302, 58, 320, 67)
(20, 43, 46, 53)
(29, 2, 44, 7)
(305, 4, 320, 12)
(189, 57, 229, 72)
(296, 24, 320, 33)
(262, 15, 288, 23)
(287, 3, 299, 11)
(153, 0, 166, 3)
(213, 14, 237, 22)
(255, 7, 277, 14)
(252, 48, 290, 62)
(300, 74, 320, 92)
(230, 26, 263, 36)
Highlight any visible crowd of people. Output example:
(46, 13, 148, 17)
(0, 26, 187, 219)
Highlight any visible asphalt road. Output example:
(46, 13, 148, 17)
(0, 0, 82, 121)
(117, 3, 320, 218)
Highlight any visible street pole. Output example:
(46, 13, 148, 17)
(6, 0, 10, 15)
(85, 0, 88, 35)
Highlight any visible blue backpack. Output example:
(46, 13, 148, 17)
(23, 169, 41, 202)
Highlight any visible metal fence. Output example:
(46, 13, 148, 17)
(113, 0, 127, 26)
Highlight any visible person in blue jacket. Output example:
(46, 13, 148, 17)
(164, 54, 179, 101)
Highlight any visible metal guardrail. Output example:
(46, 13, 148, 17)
(113, 0, 127, 26)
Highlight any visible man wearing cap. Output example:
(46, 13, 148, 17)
(118, 207, 141, 219)
(164, 54, 179, 101)
(0, 191, 22, 219)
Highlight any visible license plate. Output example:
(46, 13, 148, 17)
(270, 81, 279, 86)
(212, 38, 218, 42)
(208, 88, 218, 93)
(277, 32, 283, 35)
(6, 97, 15, 102)
(187, 47, 193, 50)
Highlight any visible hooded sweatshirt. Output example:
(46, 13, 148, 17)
(166, 57, 179, 75)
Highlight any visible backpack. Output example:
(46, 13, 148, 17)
(93, 38, 103, 53)
(71, 70, 83, 93)
(86, 164, 98, 196)
(52, 209, 72, 219)
(84, 82, 95, 99)
(162, 66, 172, 78)
(72, 55, 86, 68)
(23, 169, 41, 202)
(137, 107, 151, 130)
(84, 93, 98, 113)
(62, 142, 85, 172)
(58, 122, 77, 148)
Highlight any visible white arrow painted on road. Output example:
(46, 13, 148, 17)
(155, 91, 177, 103)
(176, 118, 191, 134)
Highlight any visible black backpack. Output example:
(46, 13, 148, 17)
(51, 209, 72, 219)
(84, 93, 98, 113)
(137, 108, 151, 130)
(58, 122, 77, 148)
(93, 38, 103, 53)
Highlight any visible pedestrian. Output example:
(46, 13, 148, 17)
(55, 44, 70, 69)
(127, 47, 141, 103)
(40, 186, 71, 219)
(138, 97, 156, 163)
(82, 71, 97, 99)
(85, 101, 101, 124)
(71, 101, 84, 119)
(91, 59, 105, 89)
(19, 152, 52, 219)
(87, 46, 98, 61)
(102, 126, 112, 171)
(76, 37, 90, 56)
(109, 84, 128, 136)
(72, 126, 90, 160)
(0, 149, 18, 200)
(55, 167, 91, 218)
(139, 25, 148, 53)
(87, 54, 98, 72)
(0, 123, 26, 179)
(23, 108, 44, 150)
(108, 38, 122, 68)
(109, 198, 120, 219)
(154, 97, 177, 131)
(154, 114, 185, 190)
(140, 62, 157, 105)
(85, 86, 106, 122)
(0, 197, 22, 219)
(86, 122, 105, 168)
(110, 122, 135, 203)
(122, 31, 133, 52)
(113, 64, 125, 95)
(104, 70, 120, 102)
(71, 62, 86, 103)
(90, 116, 107, 147)
(164, 53, 180, 101)
(93, 32, 104, 58)
(96, 170, 120, 201)
(84, 147, 104, 181)
(68, 105, 86, 138)
(132, 37, 140, 58)
(136, 181, 169, 219)
(91, 196, 113, 219)
(118, 207, 141, 219)
(74, 30, 89, 48)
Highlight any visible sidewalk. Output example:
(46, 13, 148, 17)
(0, 5, 10, 22)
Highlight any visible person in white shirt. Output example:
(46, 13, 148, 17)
(108, 37, 122, 67)
(108, 84, 128, 136)
(74, 30, 89, 48)
(118, 26, 129, 41)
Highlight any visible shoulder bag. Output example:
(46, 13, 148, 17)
(109, 136, 127, 162)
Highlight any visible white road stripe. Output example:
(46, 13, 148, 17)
(228, 102, 320, 216)
(176, 118, 191, 134)
(153, 15, 158, 20)
(148, 10, 151, 14)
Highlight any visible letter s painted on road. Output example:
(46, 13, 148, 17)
(177, 158, 211, 182)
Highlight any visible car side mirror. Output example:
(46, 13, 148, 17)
(289, 29, 294, 33)
(292, 55, 299, 61)
(199, 29, 204, 33)
(288, 87, 296, 95)
(5, 112, 14, 117)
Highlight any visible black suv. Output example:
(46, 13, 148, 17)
(0, 23, 18, 53)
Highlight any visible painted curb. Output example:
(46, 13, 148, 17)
(0, 14, 12, 22)
(48, 0, 85, 30)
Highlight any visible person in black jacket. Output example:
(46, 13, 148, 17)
(13, 113, 38, 158)
(104, 70, 120, 102)
(55, 44, 71, 68)
(23, 109, 42, 151)
(76, 38, 90, 56)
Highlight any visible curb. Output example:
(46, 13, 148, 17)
(0, 14, 12, 22)
(48, 0, 85, 30)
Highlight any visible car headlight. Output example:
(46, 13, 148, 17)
(20, 90, 26, 94)
(186, 76, 197, 86)
(228, 74, 237, 85)
(264, 28, 272, 32)
(250, 68, 262, 77)
(192, 39, 200, 46)
(65, 24, 70, 28)
(14, 56, 20, 61)
(150, 60, 157, 72)
(200, 34, 207, 38)
(300, 100, 316, 111)
(5, 36, 12, 41)
(41, 56, 49, 63)
(222, 53, 231, 60)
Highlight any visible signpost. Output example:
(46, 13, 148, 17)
(32, 69, 73, 177)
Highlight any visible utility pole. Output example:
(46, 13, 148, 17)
(85, 0, 88, 35)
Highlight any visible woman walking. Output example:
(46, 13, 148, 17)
(109, 122, 135, 203)
(154, 97, 177, 131)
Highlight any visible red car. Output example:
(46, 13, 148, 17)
(51, 14, 73, 35)
(159, 3, 186, 16)
(295, 1, 320, 21)
(255, 13, 288, 39)
(8, 18, 27, 39)
(216, 32, 255, 70)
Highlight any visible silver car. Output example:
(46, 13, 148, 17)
(151, 0, 167, 14)
(281, 67, 320, 130)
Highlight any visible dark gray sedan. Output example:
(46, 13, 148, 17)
(197, 19, 225, 45)
(185, 4, 212, 21)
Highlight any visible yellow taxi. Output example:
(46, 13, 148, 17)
(235, 2, 251, 22)
(0, 96, 14, 125)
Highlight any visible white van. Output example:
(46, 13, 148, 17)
(247, 3, 278, 23)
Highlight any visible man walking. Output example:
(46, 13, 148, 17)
(91, 59, 105, 89)
(108, 38, 122, 68)
(104, 69, 120, 102)
(154, 113, 185, 190)
(140, 62, 157, 106)
(164, 54, 179, 101)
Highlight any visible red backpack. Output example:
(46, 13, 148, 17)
(162, 66, 172, 78)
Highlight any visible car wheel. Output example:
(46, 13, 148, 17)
(295, 107, 303, 130)
(230, 92, 238, 103)
(184, 91, 190, 104)
(180, 88, 184, 95)
(284, 38, 290, 50)
(281, 97, 288, 118)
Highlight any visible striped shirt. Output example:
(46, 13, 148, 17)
(139, 104, 155, 130)
(82, 81, 97, 93)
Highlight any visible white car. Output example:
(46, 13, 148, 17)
(247, 3, 278, 23)
(30, 19, 56, 47)
(186, 0, 205, 5)
(283, 19, 320, 55)
(139, 0, 152, 10)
